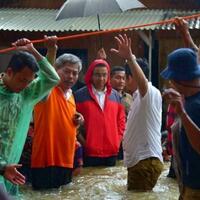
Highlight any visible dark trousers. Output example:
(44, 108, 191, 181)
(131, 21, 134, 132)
(31, 166, 72, 190)
(167, 156, 176, 179)
(117, 143, 123, 160)
(84, 156, 117, 167)
(19, 165, 32, 184)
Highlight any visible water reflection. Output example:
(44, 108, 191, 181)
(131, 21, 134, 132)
(19, 162, 179, 200)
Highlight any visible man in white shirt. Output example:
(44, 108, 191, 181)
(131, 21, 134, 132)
(111, 34, 163, 191)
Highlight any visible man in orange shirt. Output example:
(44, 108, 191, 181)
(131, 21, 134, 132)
(31, 38, 83, 189)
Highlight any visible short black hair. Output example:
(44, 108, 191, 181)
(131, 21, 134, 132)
(7, 51, 39, 73)
(124, 58, 149, 79)
(124, 63, 132, 76)
(110, 66, 125, 77)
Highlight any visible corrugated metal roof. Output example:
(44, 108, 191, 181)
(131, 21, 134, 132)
(160, 9, 200, 30)
(0, 8, 199, 32)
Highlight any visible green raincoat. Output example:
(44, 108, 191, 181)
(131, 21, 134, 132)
(0, 57, 60, 195)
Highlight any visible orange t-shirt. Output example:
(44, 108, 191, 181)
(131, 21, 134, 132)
(31, 87, 76, 168)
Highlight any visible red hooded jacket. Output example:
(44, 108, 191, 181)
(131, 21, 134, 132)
(75, 59, 125, 157)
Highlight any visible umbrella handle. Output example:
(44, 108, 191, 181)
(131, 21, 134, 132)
(97, 14, 103, 48)
(97, 14, 101, 31)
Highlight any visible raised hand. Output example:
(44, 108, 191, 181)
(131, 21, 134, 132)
(12, 38, 34, 53)
(174, 17, 198, 51)
(97, 48, 107, 60)
(110, 34, 133, 60)
(174, 17, 189, 34)
(44, 35, 58, 50)
(45, 35, 58, 65)
(4, 164, 25, 185)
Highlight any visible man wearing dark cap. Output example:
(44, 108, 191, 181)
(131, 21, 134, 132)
(161, 48, 200, 199)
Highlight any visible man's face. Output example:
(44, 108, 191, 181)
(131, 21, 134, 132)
(125, 75, 137, 94)
(168, 80, 181, 91)
(110, 71, 125, 93)
(91, 66, 108, 91)
(6, 67, 35, 93)
(57, 63, 79, 90)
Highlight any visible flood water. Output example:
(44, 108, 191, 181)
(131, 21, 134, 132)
(19, 161, 179, 200)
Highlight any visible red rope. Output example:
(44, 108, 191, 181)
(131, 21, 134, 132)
(0, 13, 200, 54)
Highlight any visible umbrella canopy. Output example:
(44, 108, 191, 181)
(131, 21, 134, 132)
(56, 0, 145, 20)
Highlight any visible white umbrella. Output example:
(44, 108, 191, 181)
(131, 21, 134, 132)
(56, 0, 145, 30)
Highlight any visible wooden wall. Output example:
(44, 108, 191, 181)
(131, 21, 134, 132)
(0, 30, 143, 73)
(1, 28, 200, 89)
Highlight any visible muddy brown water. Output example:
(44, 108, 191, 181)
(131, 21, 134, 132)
(19, 161, 179, 200)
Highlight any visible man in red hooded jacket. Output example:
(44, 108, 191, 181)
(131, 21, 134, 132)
(74, 59, 125, 167)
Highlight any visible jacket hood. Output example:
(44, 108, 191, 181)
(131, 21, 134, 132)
(84, 59, 112, 95)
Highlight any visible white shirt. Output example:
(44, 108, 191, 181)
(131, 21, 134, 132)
(58, 87, 73, 100)
(92, 85, 106, 110)
(123, 82, 163, 168)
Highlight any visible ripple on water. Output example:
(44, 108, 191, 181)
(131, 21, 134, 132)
(19, 162, 179, 200)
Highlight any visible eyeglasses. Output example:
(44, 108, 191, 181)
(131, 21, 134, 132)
(93, 73, 108, 78)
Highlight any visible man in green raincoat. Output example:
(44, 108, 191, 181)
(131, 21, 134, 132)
(0, 37, 60, 195)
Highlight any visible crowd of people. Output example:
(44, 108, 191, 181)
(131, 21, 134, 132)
(0, 18, 200, 200)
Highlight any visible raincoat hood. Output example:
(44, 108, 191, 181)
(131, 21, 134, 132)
(84, 59, 112, 95)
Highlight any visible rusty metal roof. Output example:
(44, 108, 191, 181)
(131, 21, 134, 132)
(0, 8, 199, 32)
